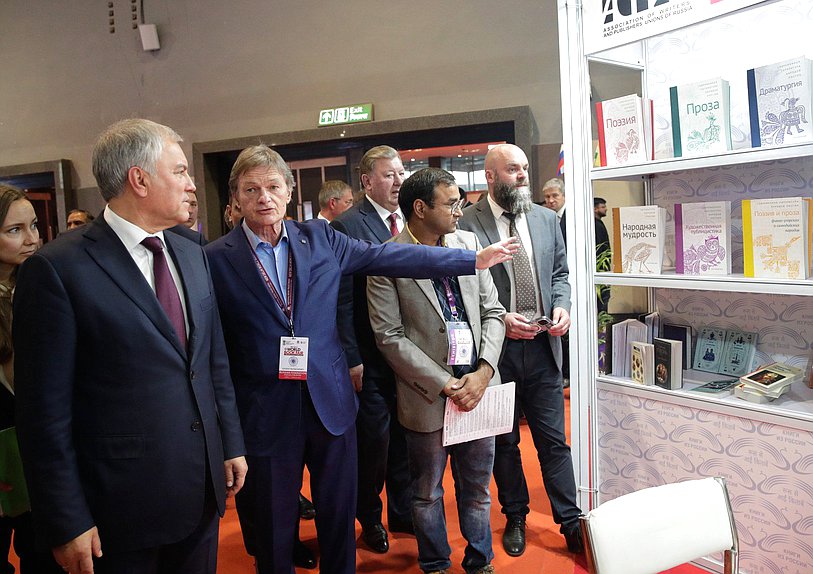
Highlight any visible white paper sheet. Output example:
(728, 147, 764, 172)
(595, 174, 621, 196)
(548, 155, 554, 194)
(442, 382, 515, 447)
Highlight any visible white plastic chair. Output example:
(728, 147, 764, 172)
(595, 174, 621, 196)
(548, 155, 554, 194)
(580, 477, 739, 574)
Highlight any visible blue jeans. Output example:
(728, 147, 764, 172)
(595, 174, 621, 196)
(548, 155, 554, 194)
(405, 429, 495, 574)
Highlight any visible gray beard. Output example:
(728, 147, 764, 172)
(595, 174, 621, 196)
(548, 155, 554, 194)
(493, 181, 533, 214)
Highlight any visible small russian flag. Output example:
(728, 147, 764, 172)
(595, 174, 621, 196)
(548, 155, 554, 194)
(556, 144, 565, 177)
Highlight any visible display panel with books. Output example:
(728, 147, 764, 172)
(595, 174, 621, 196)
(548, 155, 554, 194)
(560, 3, 813, 572)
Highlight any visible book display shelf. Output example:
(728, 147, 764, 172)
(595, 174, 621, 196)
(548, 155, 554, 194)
(558, 1, 813, 572)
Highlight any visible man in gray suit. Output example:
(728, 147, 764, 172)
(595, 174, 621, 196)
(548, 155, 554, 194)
(367, 168, 505, 574)
(458, 144, 584, 557)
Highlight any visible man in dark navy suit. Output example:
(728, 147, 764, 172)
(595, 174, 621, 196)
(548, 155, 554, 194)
(205, 145, 517, 574)
(330, 145, 415, 553)
(14, 119, 247, 574)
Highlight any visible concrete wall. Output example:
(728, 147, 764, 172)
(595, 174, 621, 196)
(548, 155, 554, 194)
(0, 0, 562, 201)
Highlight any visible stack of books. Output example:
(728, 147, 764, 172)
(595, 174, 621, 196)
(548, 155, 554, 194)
(735, 362, 803, 404)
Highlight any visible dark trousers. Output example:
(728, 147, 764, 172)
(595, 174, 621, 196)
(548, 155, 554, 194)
(1, 512, 63, 574)
(93, 486, 219, 574)
(355, 373, 412, 529)
(493, 336, 582, 533)
(237, 384, 357, 574)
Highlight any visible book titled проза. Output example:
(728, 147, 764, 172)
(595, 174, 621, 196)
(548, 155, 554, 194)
(611, 205, 666, 274)
(742, 196, 812, 279)
(596, 94, 654, 167)
(747, 56, 813, 148)
(670, 78, 732, 157)
(674, 201, 732, 275)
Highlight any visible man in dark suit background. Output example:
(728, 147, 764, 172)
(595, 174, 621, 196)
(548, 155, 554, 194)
(13, 118, 247, 574)
(205, 145, 517, 574)
(458, 144, 583, 559)
(330, 145, 413, 553)
(543, 177, 571, 387)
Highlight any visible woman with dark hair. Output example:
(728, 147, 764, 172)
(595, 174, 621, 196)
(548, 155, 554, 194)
(0, 184, 61, 574)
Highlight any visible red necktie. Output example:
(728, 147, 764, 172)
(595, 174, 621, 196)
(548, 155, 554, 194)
(387, 213, 399, 237)
(141, 237, 187, 348)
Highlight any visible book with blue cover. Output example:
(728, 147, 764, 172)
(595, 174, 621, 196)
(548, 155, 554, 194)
(693, 327, 726, 373)
(719, 330, 758, 377)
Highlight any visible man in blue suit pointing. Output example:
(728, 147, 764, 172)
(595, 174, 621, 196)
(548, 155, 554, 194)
(205, 145, 517, 574)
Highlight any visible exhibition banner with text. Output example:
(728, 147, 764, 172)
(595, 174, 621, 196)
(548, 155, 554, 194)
(584, 0, 769, 55)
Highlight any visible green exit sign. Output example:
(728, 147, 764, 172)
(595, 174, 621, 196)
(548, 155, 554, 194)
(318, 103, 374, 127)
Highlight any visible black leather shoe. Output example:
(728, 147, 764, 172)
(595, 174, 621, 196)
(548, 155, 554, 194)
(361, 523, 389, 553)
(293, 538, 317, 569)
(299, 493, 316, 520)
(564, 526, 584, 554)
(388, 518, 415, 535)
(502, 515, 526, 557)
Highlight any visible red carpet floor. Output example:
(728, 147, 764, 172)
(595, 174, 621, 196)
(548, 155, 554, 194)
(11, 389, 708, 573)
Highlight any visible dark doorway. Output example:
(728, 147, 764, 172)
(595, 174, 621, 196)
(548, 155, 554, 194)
(0, 160, 73, 243)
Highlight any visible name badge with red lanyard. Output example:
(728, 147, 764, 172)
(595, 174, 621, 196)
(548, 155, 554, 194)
(245, 229, 309, 380)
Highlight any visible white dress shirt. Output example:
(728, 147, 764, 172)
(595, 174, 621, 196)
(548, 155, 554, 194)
(366, 195, 405, 235)
(485, 194, 543, 318)
(104, 206, 190, 334)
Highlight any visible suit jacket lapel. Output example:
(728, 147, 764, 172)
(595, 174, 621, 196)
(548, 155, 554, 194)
(360, 197, 393, 243)
(392, 232, 443, 320)
(286, 223, 312, 334)
(527, 207, 546, 275)
(472, 200, 511, 298)
(473, 200, 502, 246)
(84, 219, 186, 358)
(444, 233, 478, 320)
(223, 226, 291, 330)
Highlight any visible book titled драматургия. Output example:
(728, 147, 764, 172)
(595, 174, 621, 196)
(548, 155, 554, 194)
(748, 56, 813, 148)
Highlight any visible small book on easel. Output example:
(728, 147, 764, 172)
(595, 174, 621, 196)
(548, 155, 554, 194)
(693, 327, 726, 373)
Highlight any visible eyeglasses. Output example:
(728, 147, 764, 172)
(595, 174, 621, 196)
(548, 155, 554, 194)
(448, 199, 466, 214)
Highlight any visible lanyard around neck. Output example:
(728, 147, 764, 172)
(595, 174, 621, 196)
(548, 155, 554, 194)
(243, 227, 295, 335)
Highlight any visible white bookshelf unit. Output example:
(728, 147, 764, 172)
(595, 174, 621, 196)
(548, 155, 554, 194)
(558, 1, 813, 573)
